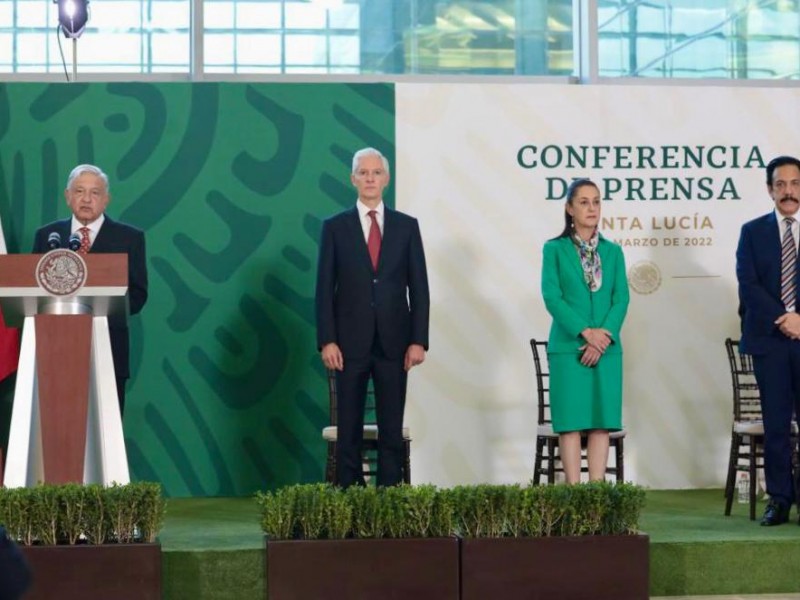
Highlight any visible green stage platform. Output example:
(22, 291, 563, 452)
(157, 490, 800, 599)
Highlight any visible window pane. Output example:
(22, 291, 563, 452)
(236, 3, 281, 29)
(205, 33, 235, 65)
(205, 3, 235, 29)
(328, 4, 358, 29)
(16, 0, 49, 27)
(285, 2, 326, 29)
(236, 34, 282, 65)
(152, 32, 190, 65)
(330, 34, 359, 66)
(285, 34, 326, 65)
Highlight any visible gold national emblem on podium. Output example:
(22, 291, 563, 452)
(628, 260, 662, 295)
(36, 249, 88, 296)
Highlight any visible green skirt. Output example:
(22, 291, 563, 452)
(548, 352, 623, 433)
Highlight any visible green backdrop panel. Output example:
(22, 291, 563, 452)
(0, 82, 395, 496)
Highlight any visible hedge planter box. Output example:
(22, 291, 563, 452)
(266, 537, 459, 599)
(461, 534, 649, 600)
(21, 543, 162, 600)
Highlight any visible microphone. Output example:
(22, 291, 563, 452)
(68, 233, 81, 252)
(46, 232, 61, 250)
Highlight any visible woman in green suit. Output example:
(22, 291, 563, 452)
(541, 178, 629, 484)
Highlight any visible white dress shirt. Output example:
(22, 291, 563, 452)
(357, 200, 384, 243)
(71, 214, 105, 247)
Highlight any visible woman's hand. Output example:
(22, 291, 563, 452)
(581, 328, 612, 353)
(579, 344, 603, 367)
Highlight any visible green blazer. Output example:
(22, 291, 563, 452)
(541, 235, 629, 354)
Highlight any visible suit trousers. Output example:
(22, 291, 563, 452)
(753, 341, 800, 507)
(335, 337, 408, 488)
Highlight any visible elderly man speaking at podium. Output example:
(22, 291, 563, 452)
(32, 164, 148, 415)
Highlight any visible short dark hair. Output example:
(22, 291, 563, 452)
(766, 155, 800, 187)
(556, 178, 600, 239)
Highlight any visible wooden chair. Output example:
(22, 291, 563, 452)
(322, 370, 411, 485)
(721, 338, 800, 520)
(530, 339, 625, 484)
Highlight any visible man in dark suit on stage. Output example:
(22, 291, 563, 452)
(737, 154, 800, 526)
(32, 164, 148, 416)
(315, 147, 429, 488)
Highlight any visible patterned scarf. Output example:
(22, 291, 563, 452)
(572, 229, 603, 292)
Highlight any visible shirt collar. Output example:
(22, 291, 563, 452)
(71, 213, 105, 234)
(356, 200, 384, 220)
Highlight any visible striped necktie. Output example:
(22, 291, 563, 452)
(781, 217, 797, 311)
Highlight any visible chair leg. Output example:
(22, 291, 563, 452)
(614, 438, 624, 483)
(533, 438, 545, 485)
(325, 442, 337, 484)
(546, 438, 558, 484)
(723, 433, 739, 516)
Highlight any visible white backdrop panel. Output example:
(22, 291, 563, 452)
(396, 82, 800, 489)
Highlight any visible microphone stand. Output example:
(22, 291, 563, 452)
(72, 38, 77, 82)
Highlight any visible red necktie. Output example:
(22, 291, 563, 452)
(79, 227, 91, 255)
(367, 210, 381, 271)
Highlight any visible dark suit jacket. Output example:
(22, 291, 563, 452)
(0, 527, 30, 600)
(736, 211, 797, 355)
(32, 215, 148, 378)
(316, 206, 429, 360)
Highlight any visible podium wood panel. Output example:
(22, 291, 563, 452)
(0, 254, 127, 287)
(35, 314, 92, 484)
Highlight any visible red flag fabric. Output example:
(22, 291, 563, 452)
(0, 213, 19, 381)
(0, 307, 19, 382)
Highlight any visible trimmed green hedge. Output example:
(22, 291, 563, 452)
(256, 482, 645, 540)
(0, 482, 166, 545)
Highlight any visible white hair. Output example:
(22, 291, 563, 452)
(66, 164, 109, 192)
(351, 148, 390, 175)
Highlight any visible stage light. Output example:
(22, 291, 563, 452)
(55, 0, 89, 39)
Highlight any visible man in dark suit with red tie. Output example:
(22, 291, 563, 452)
(32, 164, 148, 416)
(315, 147, 430, 488)
(737, 155, 800, 526)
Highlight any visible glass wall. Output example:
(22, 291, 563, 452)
(0, 0, 573, 75)
(598, 0, 800, 79)
(1, 0, 798, 79)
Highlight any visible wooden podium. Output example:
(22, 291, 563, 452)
(0, 252, 130, 487)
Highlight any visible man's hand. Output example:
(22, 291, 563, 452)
(776, 312, 800, 339)
(581, 328, 612, 353)
(321, 343, 344, 371)
(404, 344, 426, 371)
(579, 344, 603, 367)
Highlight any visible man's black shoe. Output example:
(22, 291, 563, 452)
(761, 502, 789, 526)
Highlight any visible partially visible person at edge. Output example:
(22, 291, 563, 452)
(315, 147, 430, 488)
(541, 178, 630, 484)
(0, 525, 31, 600)
(737, 155, 800, 526)
(32, 164, 148, 416)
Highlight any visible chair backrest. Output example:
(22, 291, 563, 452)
(529, 339, 551, 425)
(724, 338, 761, 422)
